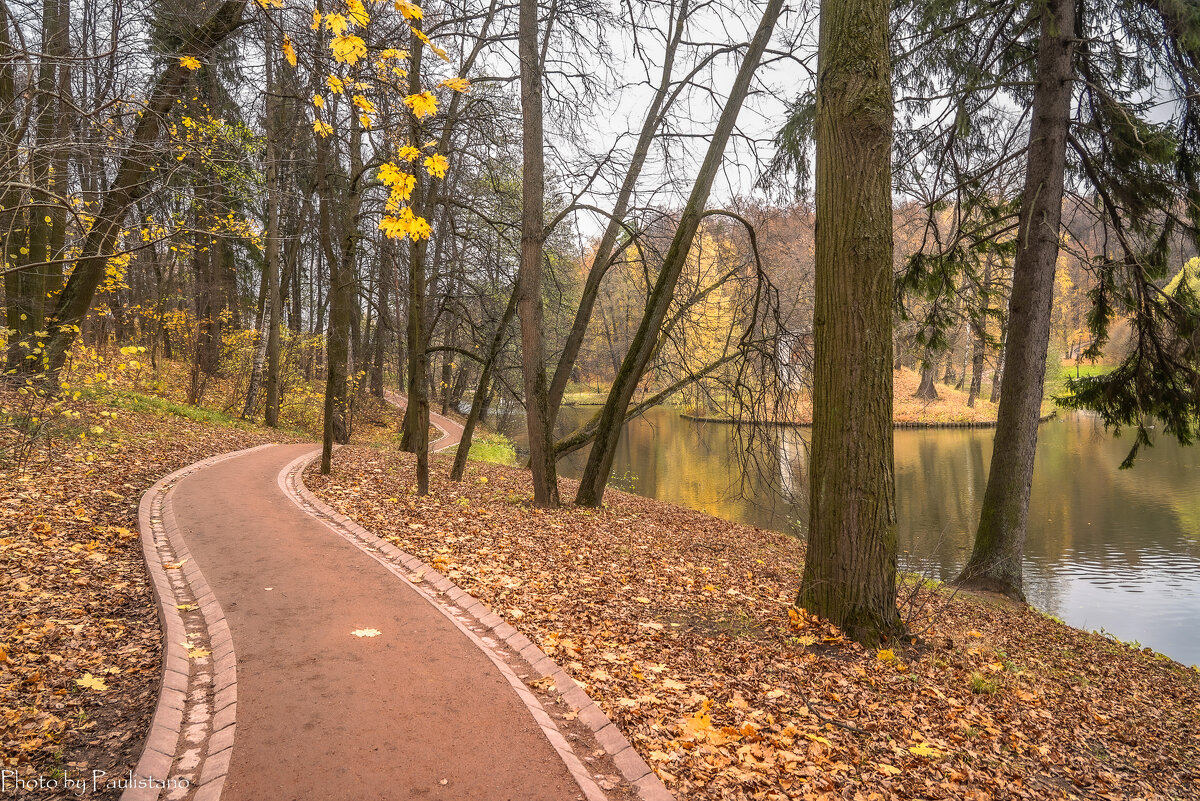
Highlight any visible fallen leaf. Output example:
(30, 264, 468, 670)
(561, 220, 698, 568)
(909, 743, 942, 758)
(352, 628, 382, 637)
(75, 673, 107, 691)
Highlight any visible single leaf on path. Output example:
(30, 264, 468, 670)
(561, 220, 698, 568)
(75, 673, 108, 691)
(352, 628, 381, 638)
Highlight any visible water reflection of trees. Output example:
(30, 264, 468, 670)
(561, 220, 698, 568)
(546, 407, 1198, 622)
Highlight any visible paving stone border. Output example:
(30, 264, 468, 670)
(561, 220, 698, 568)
(124, 445, 275, 801)
(283, 449, 675, 801)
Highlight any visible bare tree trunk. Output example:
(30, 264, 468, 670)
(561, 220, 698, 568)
(545, 0, 693, 422)
(1, 0, 29, 374)
(967, 255, 994, 407)
(795, 0, 903, 645)
(319, 115, 361, 473)
(450, 288, 518, 481)
(263, 29, 282, 427)
(370, 243, 391, 398)
(517, 0, 560, 507)
(574, 0, 785, 507)
(915, 359, 939, 400)
(242, 290, 270, 419)
(404, 32, 431, 492)
(956, 0, 1076, 600)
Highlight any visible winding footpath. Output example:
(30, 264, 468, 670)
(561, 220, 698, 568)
(383, 390, 464, 453)
(125, 407, 671, 801)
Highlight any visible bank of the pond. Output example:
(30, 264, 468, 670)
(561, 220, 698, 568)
(674, 367, 1054, 427)
(311, 445, 1200, 801)
(677, 410, 1058, 429)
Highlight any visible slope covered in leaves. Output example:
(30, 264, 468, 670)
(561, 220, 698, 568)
(310, 447, 1200, 801)
(0, 387, 296, 797)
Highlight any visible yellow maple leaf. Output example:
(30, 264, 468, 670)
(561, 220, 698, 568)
(404, 90, 438, 119)
(187, 646, 211, 659)
(439, 76, 470, 93)
(394, 0, 423, 19)
(423, 153, 448, 179)
(75, 673, 108, 691)
(179, 56, 201, 71)
(311, 9, 322, 29)
(352, 628, 382, 637)
(313, 94, 325, 109)
(324, 12, 349, 35)
(347, 0, 370, 27)
(909, 743, 942, 758)
(378, 162, 404, 185)
(877, 648, 896, 662)
(327, 75, 346, 95)
(281, 36, 297, 67)
(313, 119, 333, 138)
(331, 34, 367, 65)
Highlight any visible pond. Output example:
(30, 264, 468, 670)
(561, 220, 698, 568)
(494, 405, 1200, 667)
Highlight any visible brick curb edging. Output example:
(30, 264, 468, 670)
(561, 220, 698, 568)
(123, 444, 276, 801)
(282, 450, 674, 801)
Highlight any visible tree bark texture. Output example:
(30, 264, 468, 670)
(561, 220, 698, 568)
(517, 0, 560, 507)
(956, 0, 1076, 600)
(796, 0, 904, 645)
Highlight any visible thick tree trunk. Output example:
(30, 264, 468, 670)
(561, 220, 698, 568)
(915, 359, 940, 400)
(319, 118, 361, 473)
(517, 0, 560, 507)
(795, 0, 903, 645)
(574, 0, 785, 507)
(956, 0, 1076, 600)
(4, 0, 67, 375)
(1, 0, 28, 375)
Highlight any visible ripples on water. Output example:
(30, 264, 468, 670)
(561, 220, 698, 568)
(505, 407, 1200, 666)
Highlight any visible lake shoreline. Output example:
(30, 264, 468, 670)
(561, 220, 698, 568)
(676, 409, 1059, 429)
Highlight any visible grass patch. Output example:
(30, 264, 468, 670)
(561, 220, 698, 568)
(970, 672, 1000, 694)
(83, 387, 251, 428)
(461, 432, 517, 466)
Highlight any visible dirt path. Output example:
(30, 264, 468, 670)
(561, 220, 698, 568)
(384, 391, 465, 453)
(167, 444, 582, 801)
